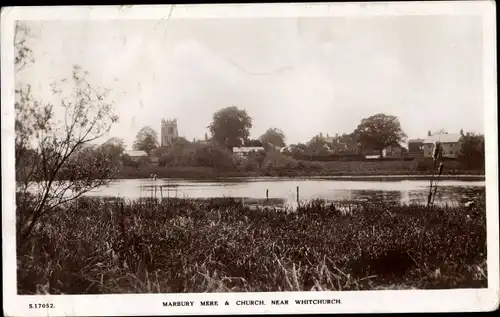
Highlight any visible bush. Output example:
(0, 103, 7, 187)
(153, 143, 236, 170)
(121, 154, 139, 168)
(410, 157, 461, 173)
(193, 145, 236, 170)
(240, 157, 260, 172)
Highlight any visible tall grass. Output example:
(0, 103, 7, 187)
(17, 195, 487, 294)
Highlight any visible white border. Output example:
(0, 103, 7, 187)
(1, 2, 498, 316)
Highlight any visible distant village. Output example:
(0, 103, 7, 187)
(122, 118, 469, 163)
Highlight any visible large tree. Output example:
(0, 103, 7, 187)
(307, 135, 331, 155)
(15, 25, 119, 245)
(353, 113, 407, 157)
(133, 126, 158, 154)
(99, 137, 125, 160)
(458, 133, 485, 170)
(209, 106, 252, 149)
(260, 128, 286, 148)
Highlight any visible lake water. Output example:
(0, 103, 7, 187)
(84, 178, 485, 207)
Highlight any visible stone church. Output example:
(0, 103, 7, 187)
(160, 118, 179, 147)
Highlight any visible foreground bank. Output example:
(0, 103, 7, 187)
(17, 196, 486, 294)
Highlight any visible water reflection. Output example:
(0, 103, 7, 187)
(84, 178, 485, 207)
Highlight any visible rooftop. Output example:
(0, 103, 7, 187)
(423, 133, 462, 144)
(408, 138, 425, 143)
(232, 147, 265, 153)
(123, 150, 148, 157)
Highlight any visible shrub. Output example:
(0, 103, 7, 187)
(193, 145, 236, 170)
(240, 157, 260, 172)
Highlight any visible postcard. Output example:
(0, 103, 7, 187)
(1, 1, 498, 316)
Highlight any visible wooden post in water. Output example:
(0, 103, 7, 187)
(139, 179, 142, 201)
(266, 189, 269, 201)
(160, 185, 163, 201)
(296, 186, 300, 207)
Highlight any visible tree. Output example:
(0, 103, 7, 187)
(244, 139, 263, 147)
(208, 106, 252, 149)
(14, 21, 34, 73)
(307, 135, 331, 155)
(353, 113, 407, 157)
(133, 126, 158, 154)
(99, 137, 125, 160)
(171, 136, 190, 148)
(458, 133, 485, 170)
(260, 128, 286, 148)
(15, 65, 119, 245)
(247, 149, 266, 168)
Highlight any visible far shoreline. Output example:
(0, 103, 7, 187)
(113, 174, 486, 182)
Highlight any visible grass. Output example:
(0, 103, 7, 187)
(17, 195, 487, 294)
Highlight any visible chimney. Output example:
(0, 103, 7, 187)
(460, 129, 464, 136)
(427, 130, 432, 137)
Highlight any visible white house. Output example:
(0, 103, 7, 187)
(232, 146, 265, 158)
(123, 150, 148, 162)
(422, 133, 463, 158)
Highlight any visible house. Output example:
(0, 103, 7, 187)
(422, 133, 463, 158)
(232, 146, 265, 158)
(364, 148, 383, 159)
(384, 145, 405, 157)
(122, 150, 148, 162)
(361, 145, 403, 159)
(408, 138, 425, 155)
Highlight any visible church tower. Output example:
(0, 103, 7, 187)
(161, 118, 179, 147)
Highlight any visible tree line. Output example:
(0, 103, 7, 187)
(131, 106, 286, 155)
(131, 106, 408, 157)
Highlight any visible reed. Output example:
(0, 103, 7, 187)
(17, 195, 486, 294)
(419, 141, 445, 271)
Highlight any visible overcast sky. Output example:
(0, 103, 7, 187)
(17, 15, 484, 149)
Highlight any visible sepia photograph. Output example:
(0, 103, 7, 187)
(2, 2, 498, 316)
